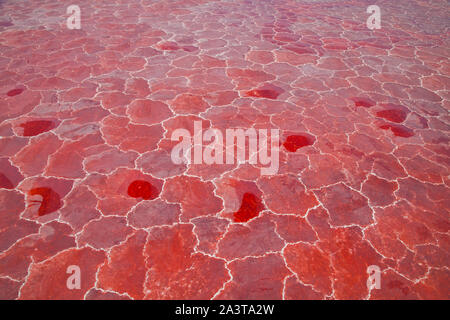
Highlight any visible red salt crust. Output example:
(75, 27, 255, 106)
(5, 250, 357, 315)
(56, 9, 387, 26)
(18, 120, 56, 136)
(0, 0, 448, 300)
(351, 98, 375, 108)
(144, 224, 229, 299)
(379, 123, 415, 138)
(245, 88, 282, 99)
(28, 187, 62, 216)
(18, 247, 106, 299)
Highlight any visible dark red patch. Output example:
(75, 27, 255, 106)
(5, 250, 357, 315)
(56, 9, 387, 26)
(285, 44, 315, 55)
(245, 89, 280, 99)
(379, 124, 414, 138)
(351, 97, 375, 108)
(157, 42, 180, 51)
(7, 88, 24, 97)
(387, 280, 410, 296)
(0, 158, 24, 188)
(0, 21, 13, 27)
(376, 109, 407, 123)
(182, 46, 198, 52)
(233, 192, 264, 223)
(19, 120, 55, 137)
(0, 173, 14, 189)
(283, 135, 314, 152)
(127, 180, 158, 200)
(28, 187, 62, 216)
